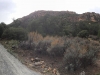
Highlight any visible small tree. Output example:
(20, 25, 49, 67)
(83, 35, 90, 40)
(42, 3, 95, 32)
(98, 30, 100, 38)
(77, 30, 89, 38)
(0, 22, 6, 38)
(2, 27, 28, 40)
(0, 25, 3, 38)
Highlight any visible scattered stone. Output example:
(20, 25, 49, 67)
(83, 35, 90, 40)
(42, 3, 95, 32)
(34, 57, 40, 62)
(5, 42, 8, 44)
(47, 67, 52, 71)
(40, 61, 44, 64)
(41, 64, 46, 68)
(44, 68, 48, 71)
(80, 71, 85, 75)
(29, 64, 33, 67)
(31, 58, 34, 62)
(43, 70, 47, 73)
(34, 62, 42, 66)
(56, 72, 60, 75)
(52, 68, 57, 74)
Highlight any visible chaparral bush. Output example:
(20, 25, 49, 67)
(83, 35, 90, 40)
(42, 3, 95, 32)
(63, 37, 100, 71)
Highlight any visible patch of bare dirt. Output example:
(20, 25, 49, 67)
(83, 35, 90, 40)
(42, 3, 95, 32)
(13, 49, 61, 75)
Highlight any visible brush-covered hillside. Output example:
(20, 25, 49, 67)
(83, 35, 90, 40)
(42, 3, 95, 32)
(1, 10, 100, 75)
(9, 10, 100, 37)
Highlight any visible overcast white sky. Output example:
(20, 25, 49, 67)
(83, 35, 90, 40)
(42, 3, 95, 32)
(0, 0, 100, 24)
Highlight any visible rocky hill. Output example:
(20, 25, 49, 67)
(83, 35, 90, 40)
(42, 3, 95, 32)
(18, 10, 78, 26)
(9, 10, 100, 36)
(79, 12, 100, 22)
(18, 10, 100, 25)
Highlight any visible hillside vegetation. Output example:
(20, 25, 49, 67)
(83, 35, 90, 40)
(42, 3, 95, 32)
(8, 10, 100, 37)
(1, 10, 100, 75)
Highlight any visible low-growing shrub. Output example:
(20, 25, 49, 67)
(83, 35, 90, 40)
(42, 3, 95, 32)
(1, 40, 19, 53)
(34, 40, 51, 55)
(63, 37, 100, 71)
(46, 36, 65, 57)
(19, 41, 36, 50)
(78, 30, 89, 38)
(47, 44, 65, 57)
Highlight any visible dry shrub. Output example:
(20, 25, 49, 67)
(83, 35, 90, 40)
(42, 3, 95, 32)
(34, 35, 65, 56)
(46, 36, 65, 57)
(20, 32, 66, 56)
(28, 32, 43, 44)
(63, 37, 100, 71)
(34, 39, 51, 55)
(20, 32, 43, 50)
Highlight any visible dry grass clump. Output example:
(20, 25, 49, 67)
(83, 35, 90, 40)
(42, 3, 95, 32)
(20, 32, 43, 50)
(28, 32, 43, 44)
(44, 36, 65, 57)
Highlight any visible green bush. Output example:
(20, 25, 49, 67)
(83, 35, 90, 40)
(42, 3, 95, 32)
(98, 30, 100, 38)
(2, 27, 28, 40)
(35, 40, 50, 55)
(0, 22, 7, 38)
(47, 44, 65, 57)
(0, 25, 3, 38)
(77, 30, 89, 38)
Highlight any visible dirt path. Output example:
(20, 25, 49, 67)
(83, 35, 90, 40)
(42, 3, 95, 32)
(0, 44, 42, 75)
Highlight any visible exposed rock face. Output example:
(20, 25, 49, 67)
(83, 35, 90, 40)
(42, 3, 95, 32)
(79, 12, 100, 22)
(19, 11, 100, 23)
